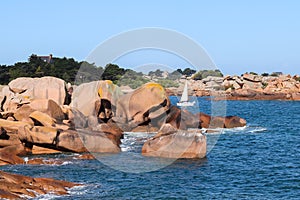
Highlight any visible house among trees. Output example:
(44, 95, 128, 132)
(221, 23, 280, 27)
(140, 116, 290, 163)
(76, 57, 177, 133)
(37, 54, 53, 63)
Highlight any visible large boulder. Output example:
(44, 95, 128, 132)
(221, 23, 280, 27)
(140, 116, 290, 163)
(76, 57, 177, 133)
(142, 124, 206, 159)
(162, 106, 200, 130)
(291, 93, 300, 100)
(199, 112, 246, 128)
(242, 73, 262, 82)
(0, 127, 21, 148)
(29, 111, 56, 127)
(18, 126, 121, 153)
(115, 82, 170, 127)
(14, 99, 65, 123)
(0, 119, 32, 133)
(2, 77, 66, 112)
(91, 122, 124, 143)
(18, 126, 59, 146)
(71, 80, 122, 117)
(59, 129, 120, 153)
(224, 116, 247, 128)
(0, 145, 25, 166)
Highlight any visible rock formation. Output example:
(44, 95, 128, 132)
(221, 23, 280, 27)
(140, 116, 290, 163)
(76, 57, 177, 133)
(170, 73, 300, 101)
(0, 76, 247, 164)
(0, 170, 80, 199)
(142, 124, 206, 159)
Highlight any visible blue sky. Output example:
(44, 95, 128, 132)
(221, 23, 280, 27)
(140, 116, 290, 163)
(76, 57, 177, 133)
(0, 0, 299, 75)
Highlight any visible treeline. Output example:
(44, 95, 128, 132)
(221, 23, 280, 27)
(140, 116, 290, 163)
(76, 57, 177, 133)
(0, 54, 224, 88)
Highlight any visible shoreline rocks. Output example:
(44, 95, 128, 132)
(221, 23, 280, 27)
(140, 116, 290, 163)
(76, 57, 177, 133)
(0, 170, 80, 199)
(166, 73, 300, 101)
(0, 77, 247, 165)
(142, 124, 207, 159)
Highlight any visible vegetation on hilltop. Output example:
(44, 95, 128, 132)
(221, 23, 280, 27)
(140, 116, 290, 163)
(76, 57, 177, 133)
(0, 54, 242, 88)
(192, 69, 223, 80)
(0, 55, 192, 88)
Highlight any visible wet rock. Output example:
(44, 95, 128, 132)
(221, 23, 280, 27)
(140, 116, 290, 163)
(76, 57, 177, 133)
(199, 113, 246, 129)
(0, 144, 26, 165)
(72, 130, 121, 153)
(224, 116, 247, 128)
(75, 153, 96, 160)
(26, 158, 64, 165)
(0, 170, 80, 199)
(291, 93, 300, 100)
(31, 145, 62, 155)
(131, 125, 159, 133)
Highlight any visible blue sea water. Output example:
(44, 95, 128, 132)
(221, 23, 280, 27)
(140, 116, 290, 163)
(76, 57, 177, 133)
(2, 99, 300, 199)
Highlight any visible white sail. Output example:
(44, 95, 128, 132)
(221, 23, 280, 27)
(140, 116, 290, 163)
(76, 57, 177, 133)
(177, 80, 196, 107)
(180, 81, 189, 102)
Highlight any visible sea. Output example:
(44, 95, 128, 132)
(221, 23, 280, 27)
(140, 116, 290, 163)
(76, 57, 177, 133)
(1, 97, 300, 199)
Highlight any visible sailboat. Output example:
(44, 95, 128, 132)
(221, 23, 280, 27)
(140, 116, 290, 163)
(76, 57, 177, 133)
(177, 80, 195, 107)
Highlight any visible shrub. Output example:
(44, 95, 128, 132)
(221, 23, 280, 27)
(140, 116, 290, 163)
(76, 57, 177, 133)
(261, 72, 269, 77)
(249, 72, 258, 75)
(270, 72, 279, 77)
(192, 69, 223, 80)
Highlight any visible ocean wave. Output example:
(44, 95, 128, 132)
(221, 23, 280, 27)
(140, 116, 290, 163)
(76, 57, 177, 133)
(204, 126, 267, 134)
(68, 185, 90, 196)
(247, 127, 268, 133)
(34, 193, 61, 200)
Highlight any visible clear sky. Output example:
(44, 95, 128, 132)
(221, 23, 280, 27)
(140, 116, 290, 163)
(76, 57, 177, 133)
(1, 0, 300, 75)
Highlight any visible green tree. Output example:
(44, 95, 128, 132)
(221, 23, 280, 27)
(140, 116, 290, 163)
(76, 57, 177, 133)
(102, 63, 125, 83)
(192, 69, 223, 80)
(182, 68, 196, 76)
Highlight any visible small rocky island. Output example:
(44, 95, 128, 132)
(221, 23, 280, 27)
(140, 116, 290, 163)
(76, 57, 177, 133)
(0, 76, 247, 198)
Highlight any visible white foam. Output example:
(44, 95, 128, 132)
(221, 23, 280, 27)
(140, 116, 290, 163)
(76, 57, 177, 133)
(61, 161, 73, 165)
(68, 185, 89, 196)
(248, 127, 267, 133)
(34, 193, 61, 200)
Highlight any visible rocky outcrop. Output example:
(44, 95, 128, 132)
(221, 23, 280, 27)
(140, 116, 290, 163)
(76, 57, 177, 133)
(14, 99, 65, 123)
(167, 73, 300, 101)
(142, 124, 206, 159)
(115, 82, 170, 128)
(17, 125, 121, 153)
(1, 77, 66, 113)
(0, 76, 248, 168)
(199, 112, 247, 128)
(0, 79, 124, 165)
(0, 170, 80, 199)
(71, 80, 122, 118)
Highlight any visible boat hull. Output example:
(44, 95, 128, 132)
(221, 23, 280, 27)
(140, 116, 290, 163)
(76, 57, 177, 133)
(177, 101, 195, 107)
